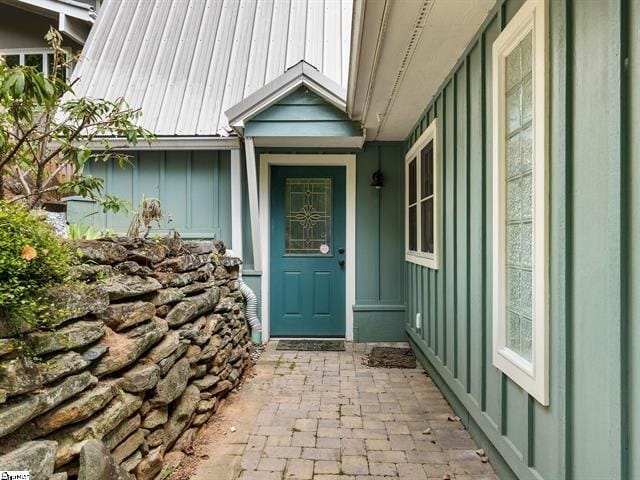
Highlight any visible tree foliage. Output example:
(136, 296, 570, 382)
(0, 201, 70, 331)
(0, 28, 153, 209)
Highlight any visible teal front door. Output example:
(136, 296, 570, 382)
(270, 166, 346, 337)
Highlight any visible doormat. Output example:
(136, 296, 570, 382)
(276, 340, 345, 351)
(364, 347, 417, 369)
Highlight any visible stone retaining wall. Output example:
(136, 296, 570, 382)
(0, 237, 252, 480)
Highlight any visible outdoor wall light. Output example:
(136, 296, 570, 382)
(370, 170, 384, 189)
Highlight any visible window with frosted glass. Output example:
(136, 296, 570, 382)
(504, 31, 533, 361)
(284, 178, 332, 255)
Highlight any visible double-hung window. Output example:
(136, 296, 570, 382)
(0, 49, 67, 80)
(492, 0, 548, 405)
(405, 118, 439, 269)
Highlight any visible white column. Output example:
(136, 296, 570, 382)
(230, 149, 243, 260)
(243, 137, 262, 270)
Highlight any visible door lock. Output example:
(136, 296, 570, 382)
(338, 248, 345, 254)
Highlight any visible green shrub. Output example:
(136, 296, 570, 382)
(0, 201, 70, 332)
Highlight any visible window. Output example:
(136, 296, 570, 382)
(405, 118, 438, 269)
(0, 49, 67, 80)
(285, 177, 332, 254)
(492, 0, 548, 405)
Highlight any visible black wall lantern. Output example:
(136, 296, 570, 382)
(370, 170, 384, 189)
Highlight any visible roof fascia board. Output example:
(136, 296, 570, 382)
(85, 136, 240, 150)
(225, 61, 348, 128)
(346, 0, 365, 116)
(8, 0, 94, 22)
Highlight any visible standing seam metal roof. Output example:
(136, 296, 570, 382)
(72, 0, 353, 137)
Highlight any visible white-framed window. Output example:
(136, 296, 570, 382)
(405, 118, 439, 269)
(492, 0, 548, 405)
(0, 49, 67, 80)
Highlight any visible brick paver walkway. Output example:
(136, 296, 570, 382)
(190, 342, 497, 480)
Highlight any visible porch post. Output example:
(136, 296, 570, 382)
(230, 149, 243, 259)
(243, 137, 262, 270)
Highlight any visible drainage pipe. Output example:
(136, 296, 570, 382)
(237, 278, 262, 344)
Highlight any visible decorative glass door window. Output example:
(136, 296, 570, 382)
(405, 118, 439, 269)
(492, 0, 548, 405)
(284, 178, 332, 254)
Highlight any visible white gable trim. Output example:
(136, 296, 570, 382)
(225, 61, 348, 131)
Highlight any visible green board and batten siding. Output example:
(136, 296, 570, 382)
(74, 150, 231, 241)
(245, 87, 362, 138)
(405, 0, 638, 479)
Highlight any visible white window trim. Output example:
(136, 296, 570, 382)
(492, 0, 549, 405)
(405, 118, 439, 269)
(0, 48, 71, 78)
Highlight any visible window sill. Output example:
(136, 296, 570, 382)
(405, 252, 439, 270)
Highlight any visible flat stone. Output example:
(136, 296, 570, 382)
(72, 240, 127, 264)
(45, 283, 110, 325)
(183, 241, 215, 255)
(142, 407, 168, 429)
(96, 302, 156, 332)
(214, 297, 235, 313)
(104, 415, 141, 451)
(53, 393, 142, 466)
(69, 264, 113, 281)
(127, 244, 167, 265)
(112, 429, 146, 464)
(0, 371, 96, 438)
(147, 288, 184, 306)
(197, 398, 217, 413)
(145, 428, 164, 448)
(0, 351, 89, 398)
(192, 375, 220, 391)
(163, 385, 200, 449)
(0, 441, 57, 480)
(30, 381, 120, 436)
(121, 362, 161, 393)
(157, 343, 188, 376)
(155, 254, 211, 273)
(190, 411, 211, 427)
(77, 440, 134, 480)
(210, 380, 233, 396)
(165, 288, 221, 327)
(145, 332, 180, 363)
(102, 275, 162, 301)
(133, 447, 163, 480)
(120, 449, 142, 473)
(115, 261, 153, 277)
(150, 358, 191, 407)
(91, 320, 164, 377)
(25, 320, 105, 356)
(218, 256, 242, 267)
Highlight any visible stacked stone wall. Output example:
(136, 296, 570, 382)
(0, 237, 251, 480)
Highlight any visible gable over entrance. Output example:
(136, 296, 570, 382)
(226, 61, 364, 148)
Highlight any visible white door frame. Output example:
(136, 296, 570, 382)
(259, 154, 357, 341)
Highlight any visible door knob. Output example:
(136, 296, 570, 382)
(338, 260, 345, 267)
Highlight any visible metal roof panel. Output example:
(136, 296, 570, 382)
(72, 0, 352, 137)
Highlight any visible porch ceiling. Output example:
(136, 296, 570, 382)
(348, 0, 497, 141)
